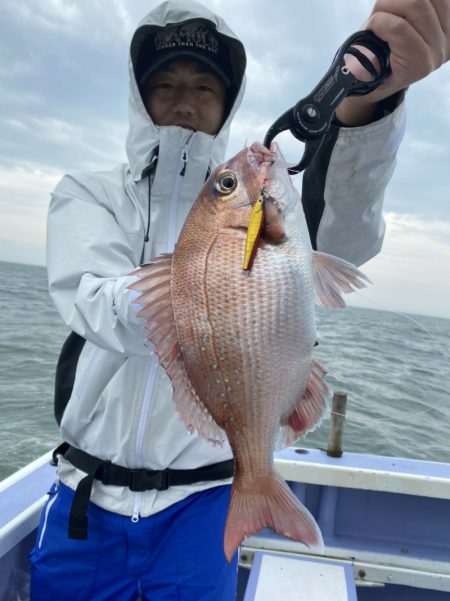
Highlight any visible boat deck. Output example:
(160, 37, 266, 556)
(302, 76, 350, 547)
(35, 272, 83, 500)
(2, 447, 450, 600)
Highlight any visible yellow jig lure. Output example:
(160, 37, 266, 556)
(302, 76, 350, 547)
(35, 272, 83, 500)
(242, 193, 265, 272)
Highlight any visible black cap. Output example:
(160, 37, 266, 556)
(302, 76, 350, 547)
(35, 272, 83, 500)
(137, 20, 233, 89)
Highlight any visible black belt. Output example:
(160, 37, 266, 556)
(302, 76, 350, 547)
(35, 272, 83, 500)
(52, 442, 234, 540)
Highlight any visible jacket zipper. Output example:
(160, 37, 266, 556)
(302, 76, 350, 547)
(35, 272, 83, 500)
(167, 134, 194, 252)
(131, 133, 193, 523)
(131, 357, 158, 522)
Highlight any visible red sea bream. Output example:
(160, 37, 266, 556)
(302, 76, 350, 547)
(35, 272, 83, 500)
(130, 142, 369, 561)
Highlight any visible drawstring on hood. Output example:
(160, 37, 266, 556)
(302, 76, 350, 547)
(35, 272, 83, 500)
(126, 0, 247, 182)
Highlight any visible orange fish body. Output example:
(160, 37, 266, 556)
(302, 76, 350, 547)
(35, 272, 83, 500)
(130, 142, 369, 561)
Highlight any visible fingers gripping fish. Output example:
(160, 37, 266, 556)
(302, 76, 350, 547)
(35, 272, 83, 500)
(129, 141, 370, 561)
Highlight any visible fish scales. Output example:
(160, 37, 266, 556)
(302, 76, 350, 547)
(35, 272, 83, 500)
(130, 141, 370, 561)
(174, 222, 313, 445)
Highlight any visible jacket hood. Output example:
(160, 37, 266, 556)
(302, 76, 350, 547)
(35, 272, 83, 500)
(126, 0, 247, 182)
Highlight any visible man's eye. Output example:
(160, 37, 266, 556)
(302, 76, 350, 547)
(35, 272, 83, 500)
(152, 82, 172, 90)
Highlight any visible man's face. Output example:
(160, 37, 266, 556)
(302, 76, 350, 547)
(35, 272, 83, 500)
(143, 58, 227, 135)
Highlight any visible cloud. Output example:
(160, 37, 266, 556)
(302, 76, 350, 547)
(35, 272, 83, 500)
(349, 213, 450, 319)
(0, 238, 46, 267)
(110, 0, 135, 37)
(0, 0, 450, 321)
(1, 113, 127, 174)
(12, 0, 81, 31)
(0, 161, 61, 213)
(2, 0, 134, 42)
(0, 161, 60, 266)
(404, 134, 447, 157)
(0, 154, 66, 262)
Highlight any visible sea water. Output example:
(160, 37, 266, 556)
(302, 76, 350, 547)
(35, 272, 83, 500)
(0, 260, 449, 481)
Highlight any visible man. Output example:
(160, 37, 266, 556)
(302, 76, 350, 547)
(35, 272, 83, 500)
(30, 1, 450, 600)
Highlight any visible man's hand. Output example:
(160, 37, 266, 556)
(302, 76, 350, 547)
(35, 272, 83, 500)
(335, 0, 450, 126)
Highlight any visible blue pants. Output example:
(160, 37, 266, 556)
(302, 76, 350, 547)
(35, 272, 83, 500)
(30, 481, 238, 601)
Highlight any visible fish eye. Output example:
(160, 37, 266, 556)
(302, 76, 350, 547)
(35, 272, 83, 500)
(214, 171, 238, 195)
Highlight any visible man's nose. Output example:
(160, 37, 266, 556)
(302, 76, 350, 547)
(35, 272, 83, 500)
(173, 88, 196, 113)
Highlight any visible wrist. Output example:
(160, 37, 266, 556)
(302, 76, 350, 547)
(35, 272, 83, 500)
(334, 96, 378, 127)
(334, 89, 406, 128)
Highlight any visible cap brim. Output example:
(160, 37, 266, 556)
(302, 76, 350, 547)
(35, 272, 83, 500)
(139, 49, 231, 88)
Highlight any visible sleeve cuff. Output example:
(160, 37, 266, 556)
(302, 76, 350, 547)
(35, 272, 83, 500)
(333, 89, 407, 128)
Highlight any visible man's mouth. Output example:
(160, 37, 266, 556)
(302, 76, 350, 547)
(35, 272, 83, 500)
(175, 122, 195, 131)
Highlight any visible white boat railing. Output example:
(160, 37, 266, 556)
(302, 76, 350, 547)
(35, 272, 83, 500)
(2, 447, 450, 599)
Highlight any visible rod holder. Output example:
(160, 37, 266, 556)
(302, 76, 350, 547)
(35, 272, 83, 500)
(327, 391, 347, 458)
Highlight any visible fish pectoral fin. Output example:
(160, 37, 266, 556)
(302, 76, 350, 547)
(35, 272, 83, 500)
(128, 255, 226, 446)
(311, 251, 371, 308)
(277, 358, 331, 449)
(128, 254, 176, 352)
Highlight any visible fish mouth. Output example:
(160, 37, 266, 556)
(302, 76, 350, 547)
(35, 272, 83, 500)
(258, 143, 296, 217)
(248, 141, 278, 164)
(247, 142, 288, 245)
(248, 142, 278, 186)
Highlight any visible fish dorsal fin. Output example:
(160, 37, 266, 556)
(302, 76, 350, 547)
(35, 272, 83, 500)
(276, 358, 330, 450)
(312, 251, 371, 308)
(129, 256, 226, 446)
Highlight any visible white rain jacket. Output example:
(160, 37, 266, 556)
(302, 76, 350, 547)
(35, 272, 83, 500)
(47, 0, 406, 519)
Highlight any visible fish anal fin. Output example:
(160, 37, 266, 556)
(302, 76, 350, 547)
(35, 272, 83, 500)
(312, 250, 371, 308)
(128, 255, 225, 445)
(223, 472, 323, 562)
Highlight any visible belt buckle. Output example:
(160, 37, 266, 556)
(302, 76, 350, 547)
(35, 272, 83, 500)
(128, 469, 142, 492)
(128, 468, 170, 492)
(99, 460, 112, 486)
(156, 469, 170, 491)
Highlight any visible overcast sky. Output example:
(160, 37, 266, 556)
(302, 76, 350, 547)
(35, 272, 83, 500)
(1, 0, 450, 319)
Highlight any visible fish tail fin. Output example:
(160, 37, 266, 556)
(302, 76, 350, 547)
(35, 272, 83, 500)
(223, 473, 323, 562)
